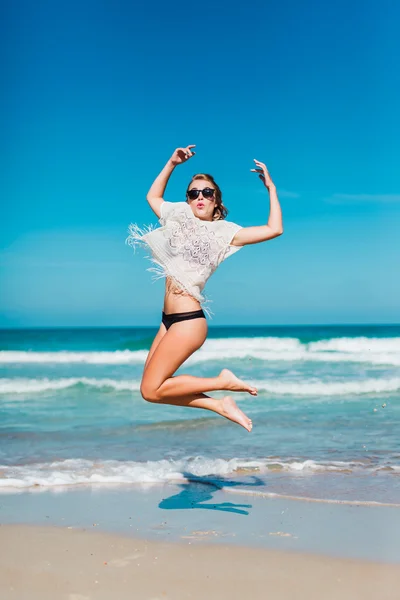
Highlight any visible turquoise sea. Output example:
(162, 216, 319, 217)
(1, 325, 399, 504)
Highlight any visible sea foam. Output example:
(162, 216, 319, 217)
(1, 376, 400, 396)
(1, 336, 400, 366)
(0, 456, 398, 491)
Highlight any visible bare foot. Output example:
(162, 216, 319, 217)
(220, 396, 253, 432)
(219, 368, 258, 396)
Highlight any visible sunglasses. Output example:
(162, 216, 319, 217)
(186, 187, 215, 200)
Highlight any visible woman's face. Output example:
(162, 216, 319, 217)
(187, 179, 216, 221)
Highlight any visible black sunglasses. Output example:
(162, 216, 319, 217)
(187, 187, 215, 200)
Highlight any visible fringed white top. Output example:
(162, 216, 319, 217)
(126, 201, 243, 317)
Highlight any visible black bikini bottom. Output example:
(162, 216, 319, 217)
(162, 309, 206, 330)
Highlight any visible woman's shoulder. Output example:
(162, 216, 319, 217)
(212, 217, 243, 236)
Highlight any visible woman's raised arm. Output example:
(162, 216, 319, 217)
(146, 145, 196, 218)
(232, 159, 283, 246)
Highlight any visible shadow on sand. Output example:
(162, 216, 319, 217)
(159, 473, 264, 515)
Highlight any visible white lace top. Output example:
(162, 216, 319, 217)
(127, 201, 243, 316)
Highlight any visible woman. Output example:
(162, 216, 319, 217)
(127, 145, 283, 431)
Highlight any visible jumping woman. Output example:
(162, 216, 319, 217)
(127, 145, 283, 432)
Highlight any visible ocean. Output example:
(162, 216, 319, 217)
(1, 325, 399, 505)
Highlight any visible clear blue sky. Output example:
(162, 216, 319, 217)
(1, 0, 399, 327)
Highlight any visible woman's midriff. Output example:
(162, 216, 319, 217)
(162, 277, 202, 313)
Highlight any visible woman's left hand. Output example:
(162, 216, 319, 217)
(250, 159, 275, 190)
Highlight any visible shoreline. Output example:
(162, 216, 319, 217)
(1, 523, 400, 600)
(2, 479, 400, 508)
(1, 482, 400, 563)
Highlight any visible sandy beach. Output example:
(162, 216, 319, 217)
(1, 483, 400, 599)
(1, 523, 400, 600)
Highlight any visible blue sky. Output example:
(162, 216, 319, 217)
(1, 0, 399, 327)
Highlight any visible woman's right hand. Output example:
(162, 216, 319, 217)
(169, 145, 196, 166)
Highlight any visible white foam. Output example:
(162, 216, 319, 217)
(1, 376, 399, 397)
(194, 339, 400, 366)
(0, 456, 397, 490)
(309, 337, 400, 353)
(0, 457, 248, 489)
(0, 350, 148, 364)
(1, 336, 400, 366)
(0, 378, 141, 394)
(252, 377, 400, 396)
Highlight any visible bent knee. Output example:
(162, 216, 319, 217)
(140, 383, 160, 403)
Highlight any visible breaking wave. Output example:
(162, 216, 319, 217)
(1, 456, 399, 491)
(1, 336, 400, 366)
(1, 376, 400, 396)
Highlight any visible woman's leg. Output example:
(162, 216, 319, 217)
(143, 323, 167, 375)
(140, 319, 253, 431)
(152, 390, 253, 432)
(140, 318, 257, 403)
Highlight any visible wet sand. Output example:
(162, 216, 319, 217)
(1, 524, 400, 600)
(1, 483, 400, 562)
(1, 482, 400, 599)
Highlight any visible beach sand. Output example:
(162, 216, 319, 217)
(1, 523, 400, 600)
(1, 483, 400, 599)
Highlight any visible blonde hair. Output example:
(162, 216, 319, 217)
(186, 173, 228, 221)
